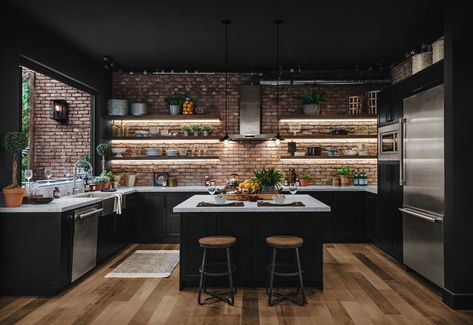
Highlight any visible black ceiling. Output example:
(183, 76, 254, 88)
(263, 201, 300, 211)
(6, 0, 444, 71)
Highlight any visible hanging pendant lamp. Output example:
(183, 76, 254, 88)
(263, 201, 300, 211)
(221, 19, 232, 145)
(272, 19, 284, 145)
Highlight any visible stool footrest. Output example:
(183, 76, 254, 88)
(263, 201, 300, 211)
(199, 262, 236, 277)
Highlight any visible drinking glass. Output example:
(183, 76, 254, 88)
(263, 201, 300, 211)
(208, 184, 217, 201)
(44, 167, 53, 183)
(289, 183, 298, 200)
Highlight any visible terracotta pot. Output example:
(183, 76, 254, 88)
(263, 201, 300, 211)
(2, 187, 26, 208)
(96, 183, 103, 191)
(340, 175, 352, 186)
(103, 180, 110, 190)
(299, 179, 310, 186)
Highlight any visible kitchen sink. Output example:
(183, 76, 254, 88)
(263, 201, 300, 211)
(72, 192, 116, 198)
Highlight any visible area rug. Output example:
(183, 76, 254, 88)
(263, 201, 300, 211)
(105, 250, 179, 278)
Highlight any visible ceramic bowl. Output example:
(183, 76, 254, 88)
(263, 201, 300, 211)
(214, 195, 227, 204)
(272, 194, 286, 204)
(294, 151, 306, 157)
(112, 148, 126, 157)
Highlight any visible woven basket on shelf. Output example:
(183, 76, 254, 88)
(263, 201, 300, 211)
(348, 96, 363, 115)
(412, 52, 433, 74)
(432, 37, 444, 63)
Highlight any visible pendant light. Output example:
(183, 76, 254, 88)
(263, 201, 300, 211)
(272, 19, 284, 145)
(221, 19, 232, 146)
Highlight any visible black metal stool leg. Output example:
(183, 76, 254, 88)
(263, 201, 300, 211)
(197, 248, 207, 305)
(226, 247, 235, 305)
(268, 247, 277, 306)
(295, 247, 307, 306)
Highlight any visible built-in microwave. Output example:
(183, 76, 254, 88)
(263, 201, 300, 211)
(378, 122, 401, 161)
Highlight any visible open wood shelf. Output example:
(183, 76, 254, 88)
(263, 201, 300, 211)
(282, 134, 377, 139)
(105, 115, 220, 121)
(108, 156, 219, 161)
(280, 155, 378, 160)
(279, 114, 377, 121)
(111, 135, 221, 140)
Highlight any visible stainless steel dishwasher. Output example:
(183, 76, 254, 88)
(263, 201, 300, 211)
(71, 204, 102, 282)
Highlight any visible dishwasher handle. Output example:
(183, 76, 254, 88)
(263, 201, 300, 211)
(75, 208, 103, 220)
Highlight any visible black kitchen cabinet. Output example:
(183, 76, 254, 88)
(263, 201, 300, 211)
(165, 193, 200, 243)
(378, 82, 404, 126)
(365, 193, 378, 242)
(134, 193, 165, 243)
(376, 161, 403, 261)
(97, 212, 114, 264)
(405, 61, 443, 98)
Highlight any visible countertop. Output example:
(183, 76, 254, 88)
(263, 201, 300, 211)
(0, 185, 377, 213)
(173, 194, 331, 213)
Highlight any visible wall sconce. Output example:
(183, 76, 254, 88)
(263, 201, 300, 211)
(51, 100, 68, 122)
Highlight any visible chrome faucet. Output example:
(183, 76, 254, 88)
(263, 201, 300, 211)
(72, 159, 93, 195)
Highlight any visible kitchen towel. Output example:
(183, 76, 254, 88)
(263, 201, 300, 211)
(113, 193, 123, 214)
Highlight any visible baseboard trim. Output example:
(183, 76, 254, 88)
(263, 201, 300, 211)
(443, 288, 473, 310)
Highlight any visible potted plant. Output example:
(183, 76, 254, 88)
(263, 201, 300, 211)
(96, 143, 111, 173)
(165, 96, 184, 115)
(337, 165, 353, 186)
(298, 92, 327, 115)
(102, 170, 113, 189)
(190, 124, 201, 136)
(94, 176, 107, 191)
(202, 124, 213, 136)
(182, 125, 192, 136)
(299, 171, 311, 186)
(2, 132, 28, 207)
(253, 166, 284, 193)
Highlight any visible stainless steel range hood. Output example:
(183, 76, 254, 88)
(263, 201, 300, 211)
(229, 85, 273, 141)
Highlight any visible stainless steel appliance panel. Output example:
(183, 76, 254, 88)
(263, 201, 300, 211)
(239, 85, 261, 135)
(402, 208, 444, 287)
(71, 205, 101, 282)
(378, 122, 401, 161)
(402, 84, 444, 215)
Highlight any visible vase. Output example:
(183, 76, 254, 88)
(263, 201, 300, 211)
(302, 104, 321, 115)
(168, 105, 181, 115)
(261, 185, 276, 194)
(2, 187, 26, 208)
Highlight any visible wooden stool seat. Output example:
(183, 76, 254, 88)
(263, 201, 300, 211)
(199, 236, 236, 247)
(266, 235, 303, 248)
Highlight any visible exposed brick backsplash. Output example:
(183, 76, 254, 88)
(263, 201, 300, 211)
(25, 68, 91, 180)
(111, 73, 379, 186)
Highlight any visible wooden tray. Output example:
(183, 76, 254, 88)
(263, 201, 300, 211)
(223, 193, 276, 201)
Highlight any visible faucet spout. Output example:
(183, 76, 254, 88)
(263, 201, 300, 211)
(72, 159, 93, 195)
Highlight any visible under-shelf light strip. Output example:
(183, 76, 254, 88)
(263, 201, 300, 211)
(111, 158, 220, 164)
(115, 119, 221, 124)
(280, 118, 377, 123)
(111, 139, 220, 144)
(283, 138, 378, 143)
(280, 157, 377, 162)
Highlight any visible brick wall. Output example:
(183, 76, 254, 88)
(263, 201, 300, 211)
(391, 59, 412, 84)
(112, 73, 379, 186)
(27, 68, 91, 180)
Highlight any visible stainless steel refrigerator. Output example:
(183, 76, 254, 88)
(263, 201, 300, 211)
(400, 84, 445, 288)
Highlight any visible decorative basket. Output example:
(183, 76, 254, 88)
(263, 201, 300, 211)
(432, 37, 444, 63)
(412, 52, 432, 74)
(367, 90, 380, 115)
(348, 96, 363, 115)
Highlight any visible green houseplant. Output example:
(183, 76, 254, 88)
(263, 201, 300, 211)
(190, 124, 202, 136)
(165, 96, 184, 115)
(298, 92, 327, 115)
(96, 143, 111, 174)
(253, 166, 284, 193)
(2, 132, 29, 207)
(337, 165, 353, 186)
(299, 171, 311, 186)
(201, 124, 213, 136)
(182, 125, 192, 136)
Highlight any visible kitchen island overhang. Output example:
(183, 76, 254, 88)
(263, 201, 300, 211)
(174, 195, 331, 289)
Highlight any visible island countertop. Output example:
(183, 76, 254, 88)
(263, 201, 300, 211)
(173, 194, 331, 213)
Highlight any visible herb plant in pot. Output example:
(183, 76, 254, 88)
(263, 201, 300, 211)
(253, 166, 284, 193)
(190, 124, 201, 136)
(202, 124, 213, 136)
(2, 132, 28, 207)
(165, 96, 184, 115)
(337, 165, 353, 186)
(298, 92, 327, 115)
(299, 171, 311, 186)
(96, 143, 111, 174)
(182, 125, 192, 136)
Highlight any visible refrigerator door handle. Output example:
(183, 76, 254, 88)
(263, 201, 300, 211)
(399, 117, 406, 186)
(399, 208, 444, 223)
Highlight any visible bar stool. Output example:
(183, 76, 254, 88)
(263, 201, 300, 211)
(197, 235, 237, 305)
(265, 235, 306, 306)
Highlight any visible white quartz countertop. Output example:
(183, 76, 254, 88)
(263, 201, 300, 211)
(173, 194, 331, 213)
(0, 185, 376, 213)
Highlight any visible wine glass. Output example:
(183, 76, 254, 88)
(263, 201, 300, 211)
(289, 183, 298, 200)
(64, 167, 71, 180)
(208, 184, 217, 201)
(44, 167, 53, 183)
(24, 169, 33, 191)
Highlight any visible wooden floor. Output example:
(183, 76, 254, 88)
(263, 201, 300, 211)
(1, 243, 473, 325)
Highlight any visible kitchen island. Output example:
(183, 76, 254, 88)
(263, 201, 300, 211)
(173, 194, 331, 289)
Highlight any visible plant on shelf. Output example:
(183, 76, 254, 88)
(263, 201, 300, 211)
(182, 125, 192, 136)
(253, 166, 284, 193)
(337, 165, 353, 186)
(165, 96, 184, 115)
(96, 143, 111, 173)
(299, 171, 311, 186)
(190, 124, 202, 136)
(2, 132, 29, 207)
(298, 92, 327, 115)
(201, 124, 213, 136)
